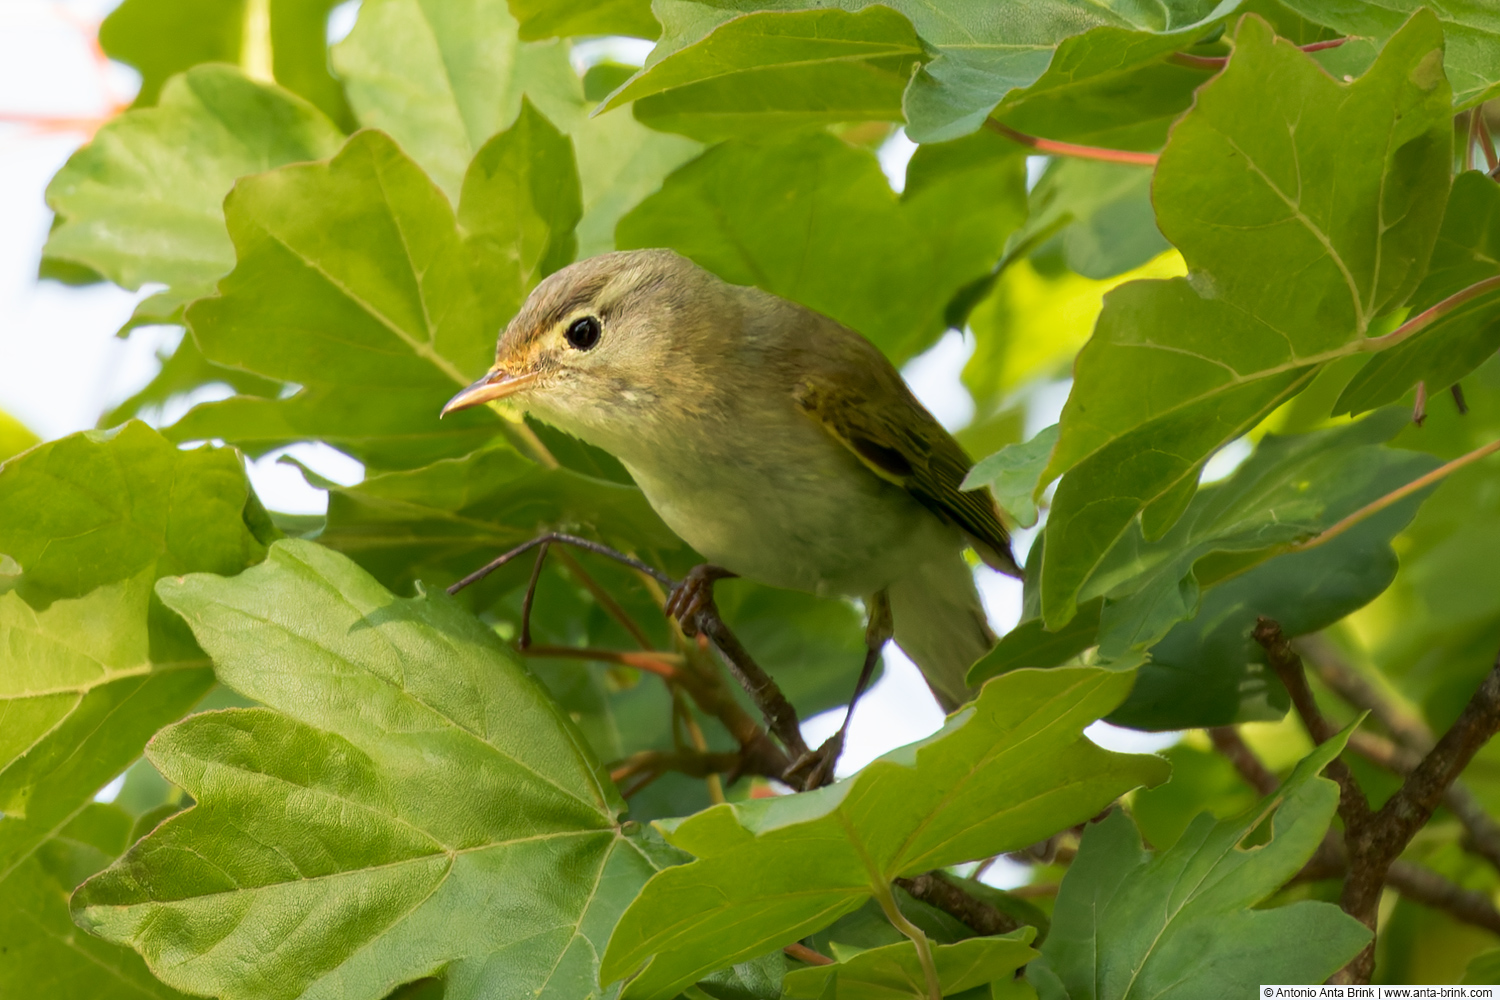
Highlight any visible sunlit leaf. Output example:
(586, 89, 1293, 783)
(42, 66, 342, 313)
(171, 130, 524, 469)
(0, 803, 191, 999)
(782, 933, 1037, 999)
(509, 0, 659, 40)
(600, 667, 1169, 999)
(76, 539, 673, 1000)
(963, 424, 1057, 529)
(1034, 732, 1371, 997)
(1336, 171, 1500, 416)
(600, 7, 923, 141)
(0, 410, 39, 465)
(100, 0, 356, 126)
(618, 130, 1026, 363)
(1040, 13, 1453, 627)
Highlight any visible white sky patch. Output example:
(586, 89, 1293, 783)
(570, 36, 655, 74)
(902, 329, 976, 432)
(1084, 720, 1180, 755)
(800, 646, 947, 781)
(247, 443, 365, 515)
(1200, 435, 1254, 484)
(94, 772, 125, 804)
(877, 127, 918, 193)
(326, 0, 360, 44)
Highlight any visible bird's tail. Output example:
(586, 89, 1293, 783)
(888, 555, 995, 713)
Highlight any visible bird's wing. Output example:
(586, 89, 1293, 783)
(794, 366, 1021, 577)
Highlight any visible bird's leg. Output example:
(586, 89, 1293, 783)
(785, 589, 893, 791)
(664, 564, 739, 636)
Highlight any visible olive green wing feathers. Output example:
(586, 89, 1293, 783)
(794, 369, 1021, 578)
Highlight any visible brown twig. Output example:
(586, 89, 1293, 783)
(609, 748, 749, 784)
(982, 120, 1159, 166)
(1258, 619, 1500, 982)
(453, 534, 806, 780)
(523, 644, 684, 680)
(1295, 834, 1500, 935)
(1208, 726, 1279, 795)
(1171, 36, 1350, 69)
(1295, 635, 1431, 749)
(1413, 380, 1428, 427)
(1298, 635, 1500, 873)
(1293, 434, 1500, 553)
(784, 942, 834, 967)
(1216, 724, 1500, 941)
(1477, 111, 1499, 173)
(554, 547, 657, 650)
(692, 604, 812, 763)
(896, 872, 1022, 937)
(1453, 383, 1471, 415)
(1253, 619, 1370, 827)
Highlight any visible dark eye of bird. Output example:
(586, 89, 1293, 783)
(565, 316, 601, 351)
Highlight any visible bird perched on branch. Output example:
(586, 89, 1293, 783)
(443, 250, 1019, 766)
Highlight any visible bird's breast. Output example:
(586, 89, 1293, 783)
(616, 411, 950, 598)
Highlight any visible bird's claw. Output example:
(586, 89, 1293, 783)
(783, 732, 844, 791)
(665, 564, 736, 636)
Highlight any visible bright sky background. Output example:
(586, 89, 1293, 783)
(2, 1, 1177, 885)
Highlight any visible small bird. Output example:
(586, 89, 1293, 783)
(443, 250, 1019, 745)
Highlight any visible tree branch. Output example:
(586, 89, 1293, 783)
(1298, 635, 1500, 874)
(453, 533, 799, 781)
(1208, 726, 1278, 795)
(1258, 618, 1500, 982)
(1169, 36, 1350, 69)
(982, 120, 1160, 166)
(1293, 435, 1500, 553)
(1210, 721, 1500, 942)
(896, 872, 1022, 937)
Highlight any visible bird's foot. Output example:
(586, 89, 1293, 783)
(783, 732, 844, 791)
(665, 564, 737, 636)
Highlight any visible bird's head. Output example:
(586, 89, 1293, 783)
(440, 249, 731, 438)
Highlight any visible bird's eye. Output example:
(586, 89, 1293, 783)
(565, 316, 601, 351)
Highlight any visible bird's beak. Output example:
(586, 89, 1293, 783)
(440, 367, 538, 417)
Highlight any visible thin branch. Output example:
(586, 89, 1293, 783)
(1295, 635, 1432, 749)
(1261, 618, 1500, 983)
(448, 532, 672, 595)
(1466, 108, 1480, 174)
(982, 120, 1159, 166)
(1413, 380, 1428, 427)
(554, 547, 656, 650)
(896, 872, 1022, 937)
(518, 541, 549, 648)
(692, 606, 812, 763)
(1477, 110, 1499, 173)
(454, 533, 807, 785)
(609, 749, 748, 784)
(1208, 726, 1278, 795)
(1454, 383, 1471, 415)
(1352, 652, 1500, 898)
(1363, 274, 1500, 352)
(523, 644, 683, 680)
(1387, 861, 1500, 934)
(1170, 36, 1350, 69)
(1253, 618, 1371, 827)
(1293, 435, 1500, 553)
(784, 943, 834, 967)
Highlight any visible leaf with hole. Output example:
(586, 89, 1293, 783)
(599, 667, 1169, 999)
